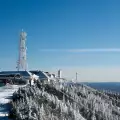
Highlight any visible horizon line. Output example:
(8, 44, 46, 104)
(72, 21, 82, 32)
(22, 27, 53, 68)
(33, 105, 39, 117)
(39, 48, 120, 52)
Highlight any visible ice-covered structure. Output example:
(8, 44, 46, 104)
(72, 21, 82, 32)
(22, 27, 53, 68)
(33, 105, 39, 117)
(0, 71, 39, 84)
(30, 70, 56, 82)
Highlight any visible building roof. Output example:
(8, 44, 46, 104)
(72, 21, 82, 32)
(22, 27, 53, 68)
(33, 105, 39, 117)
(0, 74, 17, 78)
(44, 72, 51, 77)
(0, 71, 31, 77)
(30, 70, 48, 80)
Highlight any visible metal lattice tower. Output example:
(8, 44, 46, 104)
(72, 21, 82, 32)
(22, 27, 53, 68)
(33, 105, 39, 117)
(16, 30, 28, 71)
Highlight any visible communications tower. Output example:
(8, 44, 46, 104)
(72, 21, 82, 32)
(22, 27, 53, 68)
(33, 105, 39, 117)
(16, 30, 28, 71)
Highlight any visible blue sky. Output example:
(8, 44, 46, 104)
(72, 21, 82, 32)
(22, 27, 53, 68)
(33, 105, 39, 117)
(0, 0, 120, 81)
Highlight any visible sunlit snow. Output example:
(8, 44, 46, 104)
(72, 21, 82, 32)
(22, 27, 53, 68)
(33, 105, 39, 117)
(0, 84, 25, 119)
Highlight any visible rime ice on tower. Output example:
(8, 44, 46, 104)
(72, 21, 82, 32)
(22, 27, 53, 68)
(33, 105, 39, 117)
(17, 30, 28, 71)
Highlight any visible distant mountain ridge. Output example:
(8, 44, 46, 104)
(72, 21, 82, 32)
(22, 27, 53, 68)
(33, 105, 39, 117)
(84, 82, 120, 93)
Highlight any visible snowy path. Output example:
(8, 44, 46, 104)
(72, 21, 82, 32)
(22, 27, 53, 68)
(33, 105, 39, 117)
(0, 84, 25, 120)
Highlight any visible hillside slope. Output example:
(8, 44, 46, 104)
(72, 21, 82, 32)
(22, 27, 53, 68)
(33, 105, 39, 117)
(9, 81, 120, 120)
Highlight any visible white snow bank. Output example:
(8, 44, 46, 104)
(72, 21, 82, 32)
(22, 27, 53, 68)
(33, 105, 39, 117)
(0, 84, 26, 117)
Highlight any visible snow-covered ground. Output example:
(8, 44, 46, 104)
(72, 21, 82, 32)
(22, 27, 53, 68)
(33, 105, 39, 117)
(0, 84, 25, 119)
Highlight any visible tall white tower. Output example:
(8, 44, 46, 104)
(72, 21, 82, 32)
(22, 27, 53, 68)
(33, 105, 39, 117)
(58, 69, 62, 78)
(16, 30, 27, 71)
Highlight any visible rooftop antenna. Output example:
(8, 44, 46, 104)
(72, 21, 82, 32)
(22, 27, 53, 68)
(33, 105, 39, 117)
(16, 29, 28, 71)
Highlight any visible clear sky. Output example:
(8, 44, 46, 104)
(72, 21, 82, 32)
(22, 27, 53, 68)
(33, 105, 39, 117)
(0, 0, 120, 82)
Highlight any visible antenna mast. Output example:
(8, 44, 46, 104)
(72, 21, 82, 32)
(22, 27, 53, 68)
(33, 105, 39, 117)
(76, 72, 78, 82)
(16, 29, 28, 71)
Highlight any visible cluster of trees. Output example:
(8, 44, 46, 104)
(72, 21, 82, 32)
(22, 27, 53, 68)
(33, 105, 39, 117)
(9, 80, 120, 120)
(101, 89, 120, 108)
